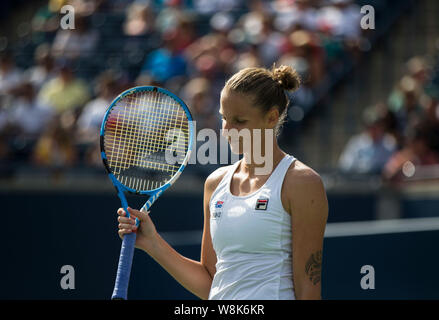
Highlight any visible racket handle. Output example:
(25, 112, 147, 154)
(111, 232, 137, 300)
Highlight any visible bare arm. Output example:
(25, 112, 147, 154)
(284, 162, 328, 300)
(139, 232, 212, 299)
(121, 168, 226, 299)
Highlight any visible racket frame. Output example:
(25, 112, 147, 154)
(100, 86, 194, 300)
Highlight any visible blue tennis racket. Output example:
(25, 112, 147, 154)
(100, 86, 194, 300)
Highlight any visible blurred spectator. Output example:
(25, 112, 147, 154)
(420, 71, 439, 155)
(172, 15, 197, 53)
(388, 75, 424, 138)
(383, 121, 439, 181)
(51, 15, 99, 60)
(233, 46, 262, 72)
(238, 5, 286, 67)
(316, 0, 361, 41)
(192, 0, 243, 15)
(24, 43, 56, 90)
(76, 71, 120, 144)
(339, 105, 397, 174)
(238, 1, 269, 44)
(330, 0, 362, 41)
(37, 62, 90, 114)
(272, 0, 318, 32)
(280, 29, 325, 86)
(7, 82, 53, 138)
(186, 31, 236, 81)
(0, 52, 23, 94)
(380, 103, 403, 149)
(210, 11, 234, 34)
(1, 0, 397, 172)
(155, 1, 195, 38)
(135, 72, 161, 87)
(77, 70, 126, 167)
(123, 1, 155, 36)
(32, 118, 77, 167)
(31, 0, 66, 37)
(0, 83, 53, 163)
(424, 58, 439, 127)
(406, 56, 429, 86)
(425, 95, 439, 124)
(181, 77, 218, 130)
(141, 45, 187, 83)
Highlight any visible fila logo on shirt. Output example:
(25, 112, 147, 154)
(255, 198, 269, 210)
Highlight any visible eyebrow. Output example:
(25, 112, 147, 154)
(218, 110, 247, 119)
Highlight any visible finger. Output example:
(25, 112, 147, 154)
(118, 223, 137, 230)
(127, 207, 149, 222)
(140, 206, 151, 215)
(117, 208, 126, 216)
(118, 229, 132, 239)
(118, 216, 135, 224)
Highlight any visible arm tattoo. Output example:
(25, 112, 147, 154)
(305, 250, 322, 285)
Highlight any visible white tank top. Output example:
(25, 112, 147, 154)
(208, 154, 296, 300)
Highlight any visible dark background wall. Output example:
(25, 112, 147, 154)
(2, 190, 438, 300)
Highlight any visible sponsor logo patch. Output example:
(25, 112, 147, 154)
(255, 198, 269, 210)
(215, 201, 224, 209)
(212, 211, 222, 218)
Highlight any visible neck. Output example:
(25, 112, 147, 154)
(241, 143, 285, 176)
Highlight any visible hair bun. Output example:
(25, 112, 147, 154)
(272, 65, 301, 92)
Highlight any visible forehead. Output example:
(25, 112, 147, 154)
(219, 89, 257, 114)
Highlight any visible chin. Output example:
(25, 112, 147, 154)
(228, 140, 244, 155)
(230, 147, 243, 155)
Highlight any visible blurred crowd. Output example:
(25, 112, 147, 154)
(338, 53, 439, 182)
(0, 0, 367, 171)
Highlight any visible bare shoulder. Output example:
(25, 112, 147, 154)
(286, 160, 323, 187)
(204, 165, 233, 194)
(284, 160, 327, 204)
(281, 160, 328, 221)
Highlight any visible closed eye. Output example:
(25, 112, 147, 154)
(219, 113, 247, 125)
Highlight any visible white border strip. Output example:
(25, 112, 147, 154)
(324, 217, 439, 238)
(160, 217, 439, 246)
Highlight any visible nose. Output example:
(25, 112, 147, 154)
(222, 119, 229, 130)
(221, 120, 236, 138)
(221, 120, 228, 138)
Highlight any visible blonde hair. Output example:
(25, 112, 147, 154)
(224, 65, 301, 136)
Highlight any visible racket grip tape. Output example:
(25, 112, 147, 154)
(111, 232, 137, 300)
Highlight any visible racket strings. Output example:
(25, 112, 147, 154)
(104, 112, 188, 149)
(110, 94, 187, 162)
(103, 90, 190, 190)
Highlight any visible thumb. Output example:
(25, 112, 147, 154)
(127, 207, 149, 222)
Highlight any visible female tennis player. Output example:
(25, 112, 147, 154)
(117, 65, 329, 300)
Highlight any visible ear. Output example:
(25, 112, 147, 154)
(265, 106, 280, 128)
